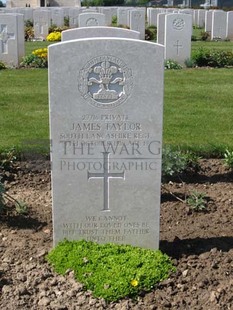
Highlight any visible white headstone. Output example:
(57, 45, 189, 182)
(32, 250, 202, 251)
(147, 8, 160, 27)
(211, 10, 227, 40)
(51, 8, 65, 28)
(157, 13, 166, 45)
(99, 7, 113, 26)
(62, 26, 140, 41)
(69, 8, 82, 28)
(205, 10, 213, 33)
(49, 37, 164, 249)
(0, 13, 24, 67)
(117, 8, 131, 27)
(197, 9, 206, 28)
(164, 13, 192, 64)
(129, 10, 145, 40)
(33, 9, 51, 40)
(226, 11, 233, 40)
(78, 12, 106, 27)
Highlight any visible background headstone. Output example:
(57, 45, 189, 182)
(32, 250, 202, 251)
(78, 12, 106, 27)
(62, 26, 140, 41)
(49, 37, 164, 249)
(157, 13, 166, 45)
(33, 9, 51, 40)
(164, 13, 192, 64)
(0, 13, 24, 67)
(226, 11, 233, 40)
(129, 9, 145, 40)
(211, 10, 227, 40)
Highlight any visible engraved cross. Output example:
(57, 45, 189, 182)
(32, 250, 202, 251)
(0, 25, 15, 54)
(88, 152, 125, 211)
(173, 40, 183, 55)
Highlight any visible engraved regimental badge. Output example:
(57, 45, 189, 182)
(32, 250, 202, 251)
(78, 55, 133, 109)
(172, 18, 185, 31)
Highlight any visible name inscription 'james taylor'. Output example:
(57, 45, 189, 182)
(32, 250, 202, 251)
(70, 122, 142, 131)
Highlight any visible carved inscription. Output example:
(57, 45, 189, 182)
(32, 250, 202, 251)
(62, 216, 150, 242)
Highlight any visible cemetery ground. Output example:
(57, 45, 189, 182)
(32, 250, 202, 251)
(0, 155, 233, 309)
(0, 40, 233, 309)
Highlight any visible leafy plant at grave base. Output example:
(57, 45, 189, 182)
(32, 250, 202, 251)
(164, 59, 183, 70)
(20, 48, 48, 68)
(64, 16, 70, 27)
(24, 20, 34, 41)
(46, 31, 61, 42)
(200, 31, 210, 41)
(117, 24, 130, 30)
(223, 149, 233, 170)
(193, 48, 233, 68)
(0, 179, 28, 215)
(46, 240, 175, 302)
(184, 58, 196, 68)
(0, 147, 18, 171)
(0, 61, 6, 70)
(162, 147, 201, 180)
(186, 191, 207, 211)
(111, 15, 117, 27)
(191, 35, 197, 41)
(48, 24, 69, 34)
(145, 25, 157, 41)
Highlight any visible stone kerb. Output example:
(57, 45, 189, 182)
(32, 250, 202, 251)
(49, 37, 164, 249)
(0, 13, 24, 67)
(61, 26, 140, 41)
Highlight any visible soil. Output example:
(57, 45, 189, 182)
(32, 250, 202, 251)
(0, 158, 233, 310)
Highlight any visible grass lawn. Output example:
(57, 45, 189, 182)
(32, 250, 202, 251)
(0, 41, 233, 156)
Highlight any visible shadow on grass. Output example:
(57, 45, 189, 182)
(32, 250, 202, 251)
(160, 236, 233, 259)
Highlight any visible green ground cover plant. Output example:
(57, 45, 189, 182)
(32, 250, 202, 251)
(47, 240, 175, 302)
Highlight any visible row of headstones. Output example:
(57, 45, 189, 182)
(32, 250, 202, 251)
(148, 8, 233, 40)
(1, 7, 233, 41)
(0, 12, 192, 67)
(0, 11, 192, 66)
(0, 7, 146, 40)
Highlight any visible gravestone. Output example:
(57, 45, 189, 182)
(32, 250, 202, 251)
(99, 7, 114, 26)
(62, 26, 140, 41)
(79, 12, 106, 27)
(205, 10, 213, 33)
(0, 13, 24, 67)
(129, 9, 145, 40)
(117, 8, 131, 27)
(211, 10, 227, 40)
(51, 8, 65, 28)
(164, 13, 192, 64)
(49, 37, 164, 249)
(69, 8, 82, 28)
(157, 13, 166, 45)
(147, 8, 159, 27)
(33, 9, 51, 40)
(197, 9, 206, 28)
(226, 11, 233, 40)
